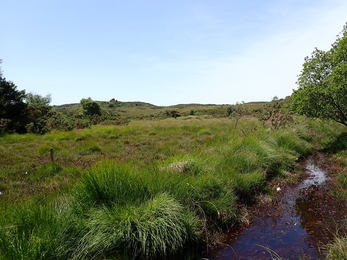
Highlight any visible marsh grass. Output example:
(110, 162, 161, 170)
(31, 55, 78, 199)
(29, 162, 63, 180)
(323, 143, 347, 258)
(325, 236, 347, 259)
(74, 162, 151, 208)
(74, 193, 201, 260)
(171, 172, 238, 225)
(1, 114, 347, 259)
(161, 156, 204, 175)
(271, 130, 312, 156)
(0, 200, 72, 260)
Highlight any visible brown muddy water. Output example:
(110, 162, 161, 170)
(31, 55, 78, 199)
(200, 153, 347, 260)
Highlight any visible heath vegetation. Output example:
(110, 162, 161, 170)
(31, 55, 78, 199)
(1, 106, 347, 259)
(1, 23, 347, 260)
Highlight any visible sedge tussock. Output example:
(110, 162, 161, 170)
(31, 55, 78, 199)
(75, 193, 200, 260)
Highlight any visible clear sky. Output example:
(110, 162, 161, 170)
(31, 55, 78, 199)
(1, 0, 346, 106)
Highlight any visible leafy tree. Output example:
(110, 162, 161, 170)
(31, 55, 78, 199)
(80, 98, 102, 116)
(0, 76, 27, 133)
(24, 93, 52, 134)
(25, 93, 51, 106)
(291, 23, 347, 126)
(272, 96, 279, 102)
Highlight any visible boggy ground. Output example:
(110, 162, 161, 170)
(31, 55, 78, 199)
(1, 116, 347, 259)
(204, 152, 347, 259)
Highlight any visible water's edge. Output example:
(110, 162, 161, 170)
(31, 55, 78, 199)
(201, 153, 347, 260)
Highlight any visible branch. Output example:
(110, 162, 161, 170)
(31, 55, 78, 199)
(327, 93, 347, 125)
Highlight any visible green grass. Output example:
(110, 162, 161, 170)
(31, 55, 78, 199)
(326, 236, 347, 260)
(74, 162, 151, 208)
(74, 193, 200, 260)
(0, 200, 72, 260)
(1, 113, 347, 259)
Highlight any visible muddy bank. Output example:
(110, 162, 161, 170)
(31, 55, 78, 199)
(201, 153, 347, 259)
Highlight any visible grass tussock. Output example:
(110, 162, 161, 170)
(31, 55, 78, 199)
(75, 193, 200, 260)
(75, 162, 151, 208)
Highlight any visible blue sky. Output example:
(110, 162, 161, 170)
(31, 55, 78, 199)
(1, 0, 346, 106)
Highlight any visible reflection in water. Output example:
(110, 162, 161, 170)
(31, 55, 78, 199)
(202, 154, 347, 260)
(299, 161, 329, 189)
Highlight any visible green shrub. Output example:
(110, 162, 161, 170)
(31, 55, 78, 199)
(26, 119, 49, 134)
(0, 118, 11, 133)
(80, 98, 102, 116)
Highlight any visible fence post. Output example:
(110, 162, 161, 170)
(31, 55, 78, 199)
(50, 148, 54, 162)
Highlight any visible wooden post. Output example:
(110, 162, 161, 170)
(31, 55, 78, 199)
(50, 148, 54, 162)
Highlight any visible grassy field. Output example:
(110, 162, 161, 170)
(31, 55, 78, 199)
(1, 107, 347, 259)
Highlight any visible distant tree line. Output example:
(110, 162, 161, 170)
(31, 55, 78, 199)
(0, 61, 128, 134)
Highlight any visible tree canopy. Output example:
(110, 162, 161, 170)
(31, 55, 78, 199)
(80, 98, 102, 116)
(0, 61, 52, 134)
(0, 59, 3, 78)
(24, 93, 53, 134)
(0, 76, 27, 133)
(291, 23, 347, 126)
(25, 93, 51, 106)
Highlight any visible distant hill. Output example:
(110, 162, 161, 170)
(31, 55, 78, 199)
(52, 100, 269, 119)
(53, 101, 268, 109)
(52, 101, 156, 108)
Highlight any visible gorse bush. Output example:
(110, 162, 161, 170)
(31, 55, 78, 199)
(46, 112, 129, 132)
(24, 95, 52, 134)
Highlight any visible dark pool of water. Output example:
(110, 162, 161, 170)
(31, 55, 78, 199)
(201, 154, 347, 260)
